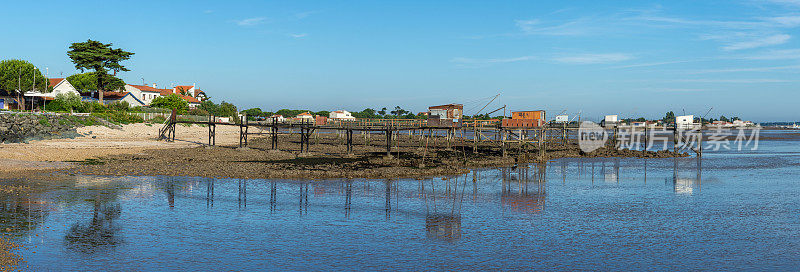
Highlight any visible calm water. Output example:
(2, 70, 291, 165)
(3, 130, 800, 271)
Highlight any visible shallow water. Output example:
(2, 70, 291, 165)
(3, 130, 800, 270)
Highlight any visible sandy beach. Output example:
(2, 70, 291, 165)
(0, 123, 250, 174)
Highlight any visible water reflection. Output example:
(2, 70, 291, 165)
(500, 164, 547, 214)
(4, 154, 731, 270)
(421, 175, 469, 241)
(669, 157, 703, 195)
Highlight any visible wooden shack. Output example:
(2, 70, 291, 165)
(502, 110, 545, 127)
(427, 104, 463, 127)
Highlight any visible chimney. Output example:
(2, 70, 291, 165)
(152, 83, 157, 88)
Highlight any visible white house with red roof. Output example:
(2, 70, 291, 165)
(296, 112, 314, 120)
(329, 110, 355, 120)
(125, 84, 164, 105)
(124, 83, 203, 108)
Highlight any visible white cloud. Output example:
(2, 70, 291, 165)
(766, 16, 800, 27)
(763, 0, 800, 6)
(722, 34, 791, 51)
(514, 18, 593, 36)
(553, 53, 633, 64)
(451, 56, 536, 65)
(295, 11, 319, 19)
(740, 48, 800, 59)
(689, 65, 800, 73)
(611, 59, 703, 69)
(677, 78, 792, 83)
(235, 17, 267, 26)
(290, 33, 308, 38)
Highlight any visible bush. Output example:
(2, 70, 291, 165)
(47, 93, 83, 112)
(150, 94, 189, 114)
(108, 101, 130, 112)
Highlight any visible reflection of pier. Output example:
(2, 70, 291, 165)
(669, 157, 702, 194)
(500, 163, 547, 214)
(425, 215, 461, 241)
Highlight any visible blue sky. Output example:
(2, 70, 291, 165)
(2, 0, 799, 121)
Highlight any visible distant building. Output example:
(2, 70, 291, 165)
(503, 110, 545, 127)
(427, 104, 463, 127)
(296, 112, 314, 120)
(676, 115, 700, 129)
(125, 83, 204, 108)
(22, 78, 82, 109)
(100, 91, 146, 107)
(125, 84, 164, 105)
(267, 114, 285, 122)
(329, 110, 355, 120)
(555, 114, 569, 123)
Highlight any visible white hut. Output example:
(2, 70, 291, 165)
(329, 110, 355, 120)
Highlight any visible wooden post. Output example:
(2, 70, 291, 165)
(386, 129, 392, 156)
(300, 126, 305, 153)
(673, 127, 678, 154)
(501, 129, 507, 157)
(539, 128, 545, 159)
(473, 123, 478, 153)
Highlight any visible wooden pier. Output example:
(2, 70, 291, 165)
(158, 111, 704, 158)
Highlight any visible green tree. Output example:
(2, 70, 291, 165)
(241, 108, 263, 116)
(378, 107, 387, 117)
(0, 59, 48, 110)
(67, 40, 134, 104)
(663, 111, 676, 123)
(66, 72, 125, 93)
(720, 115, 729, 122)
(150, 94, 189, 114)
(315, 110, 330, 117)
(215, 101, 238, 117)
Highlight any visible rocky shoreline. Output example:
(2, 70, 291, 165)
(0, 113, 93, 143)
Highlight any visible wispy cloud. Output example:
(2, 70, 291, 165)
(763, 0, 800, 6)
(515, 18, 597, 36)
(765, 15, 800, 27)
(722, 34, 791, 51)
(289, 33, 308, 38)
(553, 53, 633, 64)
(688, 65, 800, 73)
(610, 59, 704, 69)
(739, 48, 800, 59)
(451, 56, 536, 65)
(676, 78, 793, 83)
(295, 11, 320, 20)
(203, 10, 214, 14)
(235, 17, 267, 26)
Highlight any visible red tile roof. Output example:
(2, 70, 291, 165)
(102, 91, 131, 100)
(128, 84, 163, 93)
(174, 85, 194, 92)
(49, 78, 64, 88)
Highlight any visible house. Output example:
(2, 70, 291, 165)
(503, 110, 546, 127)
(125, 83, 204, 108)
(125, 84, 164, 105)
(600, 115, 619, 127)
(329, 110, 355, 120)
(100, 91, 146, 107)
(732, 120, 755, 127)
(676, 115, 700, 129)
(296, 112, 314, 120)
(554, 115, 569, 123)
(428, 104, 463, 127)
(22, 78, 82, 110)
(267, 114, 286, 122)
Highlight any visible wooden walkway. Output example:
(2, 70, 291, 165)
(158, 111, 702, 158)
